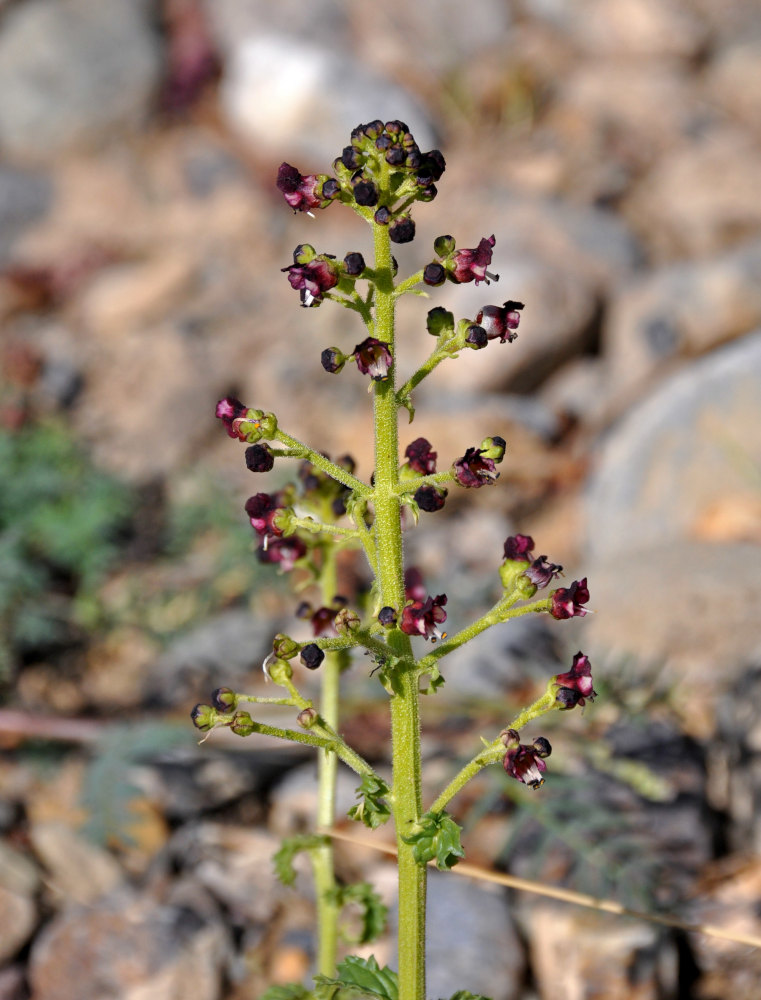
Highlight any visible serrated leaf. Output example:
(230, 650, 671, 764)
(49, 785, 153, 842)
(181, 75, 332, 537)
(419, 664, 445, 695)
(402, 811, 465, 871)
(331, 881, 388, 944)
(347, 775, 391, 829)
(444, 992, 492, 1000)
(314, 955, 398, 1000)
(261, 985, 315, 1000)
(273, 834, 330, 886)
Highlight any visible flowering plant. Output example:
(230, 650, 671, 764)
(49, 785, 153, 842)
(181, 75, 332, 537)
(192, 120, 594, 1000)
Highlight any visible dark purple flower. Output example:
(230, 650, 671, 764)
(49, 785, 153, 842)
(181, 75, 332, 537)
(405, 437, 437, 475)
(245, 443, 274, 473)
(374, 206, 392, 226)
(354, 337, 393, 381)
(550, 578, 590, 619)
(453, 447, 499, 487)
(215, 396, 248, 439)
(300, 643, 325, 670)
(525, 555, 563, 589)
(552, 651, 596, 709)
(297, 601, 339, 637)
(404, 567, 427, 603)
(400, 594, 448, 640)
(258, 536, 307, 571)
(352, 175, 379, 207)
(502, 733, 551, 790)
(451, 235, 498, 285)
(282, 252, 340, 307)
(343, 252, 366, 276)
(414, 485, 447, 512)
(476, 301, 524, 343)
(503, 534, 534, 562)
(465, 325, 488, 349)
(276, 163, 336, 213)
(245, 492, 286, 538)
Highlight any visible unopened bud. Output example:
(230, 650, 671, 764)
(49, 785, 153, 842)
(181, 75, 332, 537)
(479, 436, 506, 463)
(426, 307, 454, 338)
(533, 736, 552, 758)
(297, 707, 319, 728)
(500, 728, 520, 747)
(211, 687, 237, 711)
(378, 606, 398, 627)
(230, 711, 255, 736)
(268, 658, 293, 686)
(300, 643, 325, 670)
(334, 608, 361, 634)
(272, 633, 300, 659)
(190, 703, 215, 731)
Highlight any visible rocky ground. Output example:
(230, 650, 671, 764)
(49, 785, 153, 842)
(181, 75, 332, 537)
(1, 0, 761, 998)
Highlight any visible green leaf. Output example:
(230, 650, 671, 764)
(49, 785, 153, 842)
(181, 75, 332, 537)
(314, 955, 398, 1000)
(418, 663, 445, 695)
(330, 881, 388, 944)
(347, 775, 392, 829)
(273, 835, 330, 887)
(444, 992, 492, 1000)
(261, 985, 315, 1000)
(402, 810, 465, 870)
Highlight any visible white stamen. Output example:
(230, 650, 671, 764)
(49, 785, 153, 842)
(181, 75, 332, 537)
(262, 650, 275, 680)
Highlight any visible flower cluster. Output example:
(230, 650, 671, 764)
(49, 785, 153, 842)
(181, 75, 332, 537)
(423, 234, 498, 287)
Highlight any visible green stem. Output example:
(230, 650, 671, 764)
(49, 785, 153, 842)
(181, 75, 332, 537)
(372, 215, 426, 1000)
(274, 429, 371, 497)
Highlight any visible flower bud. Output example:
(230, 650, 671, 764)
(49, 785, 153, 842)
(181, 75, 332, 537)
(423, 262, 446, 286)
(374, 206, 391, 226)
(343, 252, 366, 276)
(352, 176, 379, 207)
(268, 658, 293, 686)
(465, 324, 488, 349)
(334, 608, 361, 634)
(500, 728, 520, 747)
(293, 243, 317, 265)
(245, 443, 275, 473)
(426, 307, 454, 338)
(300, 643, 325, 670)
(321, 347, 346, 374)
(532, 736, 552, 758)
(211, 687, 237, 711)
(433, 234, 456, 257)
(389, 215, 415, 244)
(297, 707, 319, 728)
(272, 633, 301, 659)
(190, 703, 215, 731)
(414, 485, 447, 512)
(479, 436, 506, 463)
(230, 711, 255, 736)
(378, 606, 398, 627)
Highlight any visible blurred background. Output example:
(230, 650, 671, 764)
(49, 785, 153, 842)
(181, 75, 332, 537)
(1, 0, 761, 997)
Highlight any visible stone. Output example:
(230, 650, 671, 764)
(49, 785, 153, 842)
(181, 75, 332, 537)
(0, 165, 53, 263)
(604, 240, 761, 402)
(0, 884, 37, 965)
(150, 608, 280, 706)
(525, 904, 676, 1000)
(219, 33, 435, 164)
(622, 128, 761, 260)
(704, 40, 761, 136)
(715, 665, 761, 853)
(585, 331, 761, 559)
(29, 822, 124, 906)
(0, 0, 162, 160)
(28, 888, 229, 1000)
(269, 760, 371, 836)
(0, 839, 40, 897)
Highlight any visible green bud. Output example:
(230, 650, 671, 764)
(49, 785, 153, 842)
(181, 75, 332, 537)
(499, 559, 528, 592)
(513, 573, 538, 600)
(479, 435, 506, 463)
(272, 507, 297, 535)
(268, 658, 293, 686)
(211, 687, 237, 711)
(190, 703, 216, 731)
(230, 711, 255, 736)
(297, 707, 319, 729)
(293, 243, 317, 265)
(334, 608, 361, 634)
(272, 633, 300, 660)
(426, 306, 455, 338)
(433, 234, 456, 258)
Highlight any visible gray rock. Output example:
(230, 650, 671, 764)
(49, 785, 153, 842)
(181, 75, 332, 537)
(0, 0, 162, 159)
(269, 760, 373, 835)
(0, 165, 52, 262)
(585, 331, 761, 559)
(388, 872, 524, 1000)
(715, 665, 761, 853)
(219, 33, 435, 164)
(151, 609, 281, 706)
(30, 822, 123, 906)
(0, 884, 37, 965)
(704, 39, 761, 135)
(203, 0, 350, 54)
(604, 240, 761, 404)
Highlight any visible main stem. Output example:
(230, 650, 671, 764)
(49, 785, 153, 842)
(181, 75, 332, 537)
(312, 545, 342, 977)
(372, 218, 426, 1000)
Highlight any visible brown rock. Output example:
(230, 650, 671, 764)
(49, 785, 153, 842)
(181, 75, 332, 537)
(0, 884, 37, 965)
(30, 822, 124, 905)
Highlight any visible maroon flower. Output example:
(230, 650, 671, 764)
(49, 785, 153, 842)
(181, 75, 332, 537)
(502, 731, 551, 790)
(503, 534, 534, 562)
(354, 337, 393, 381)
(525, 555, 563, 589)
(244, 492, 286, 539)
(451, 235, 498, 285)
(296, 601, 340, 636)
(215, 396, 249, 439)
(400, 594, 448, 640)
(300, 643, 325, 670)
(453, 448, 499, 487)
(258, 536, 307, 571)
(405, 437, 437, 475)
(245, 443, 274, 473)
(276, 163, 337, 213)
(552, 651, 596, 710)
(378, 606, 398, 627)
(476, 301, 524, 343)
(550, 578, 590, 619)
(282, 251, 340, 307)
(414, 485, 447, 512)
